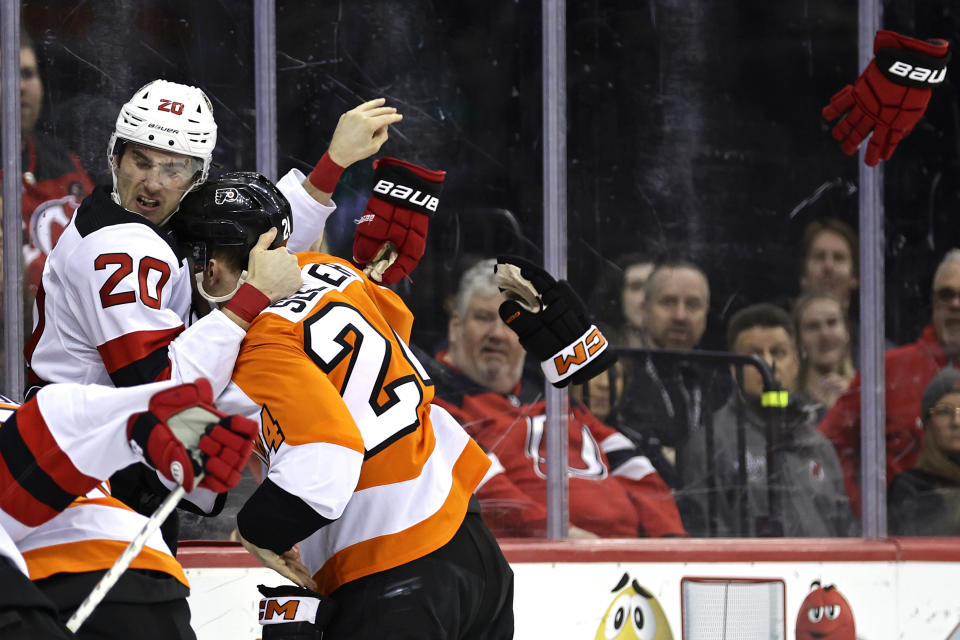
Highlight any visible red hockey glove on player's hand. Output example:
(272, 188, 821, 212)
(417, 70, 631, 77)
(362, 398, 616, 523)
(495, 255, 616, 388)
(352, 157, 445, 285)
(127, 378, 257, 493)
(822, 29, 950, 166)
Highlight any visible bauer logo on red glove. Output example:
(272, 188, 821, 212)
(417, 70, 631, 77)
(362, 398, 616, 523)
(371, 176, 440, 213)
(353, 157, 446, 286)
(822, 29, 950, 166)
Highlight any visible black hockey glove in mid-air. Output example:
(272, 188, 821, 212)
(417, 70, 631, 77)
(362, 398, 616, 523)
(495, 255, 616, 388)
(258, 584, 337, 639)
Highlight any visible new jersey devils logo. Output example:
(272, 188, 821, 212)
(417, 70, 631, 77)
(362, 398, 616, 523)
(525, 415, 607, 480)
(29, 195, 79, 255)
(214, 188, 239, 205)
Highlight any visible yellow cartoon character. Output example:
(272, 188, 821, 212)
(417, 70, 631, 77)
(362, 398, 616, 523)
(595, 572, 674, 640)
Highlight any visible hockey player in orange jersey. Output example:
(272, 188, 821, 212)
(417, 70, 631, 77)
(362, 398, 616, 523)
(175, 168, 514, 639)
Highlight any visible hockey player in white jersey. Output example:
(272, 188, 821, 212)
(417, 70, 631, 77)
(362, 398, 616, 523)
(21, 78, 402, 639)
(0, 378, 257, 639)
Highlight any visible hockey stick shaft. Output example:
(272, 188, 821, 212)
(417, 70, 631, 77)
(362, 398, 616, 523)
(66, 484, 186, 632)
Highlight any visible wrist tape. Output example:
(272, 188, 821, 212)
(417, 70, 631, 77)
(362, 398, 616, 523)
(224, 283, 270, 323)
(307, 151, 345, 194)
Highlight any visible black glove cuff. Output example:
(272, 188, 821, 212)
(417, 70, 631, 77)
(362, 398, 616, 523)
(539, 324, 612, 386)
(372, 163, 443, 216)
(127, 412, 160, 465)
(876, 47, 950, 88)
(258, 583, 337, 637)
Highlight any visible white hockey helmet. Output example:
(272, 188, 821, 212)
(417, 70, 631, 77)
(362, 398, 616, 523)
(108, 79, 217, 190)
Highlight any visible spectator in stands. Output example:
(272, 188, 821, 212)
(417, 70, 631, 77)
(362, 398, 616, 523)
(793, 292, 854, 418)
(613, 260, 730, 489)
(819, 249, 960, 515)
(422, 258, 686, 539)
(683, 303, 855, 537)
(799, 218, 859, 313)
(15, 33, 94, 302)
(579, 253, 657, 440)
(592, 252, 657, 349)
(888, 366, 960, 535)
(795, 217, 892, 364)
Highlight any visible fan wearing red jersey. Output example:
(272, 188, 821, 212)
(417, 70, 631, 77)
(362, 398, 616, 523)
(175, 172, 514, 640)
(427, 258, 687, 539)
(0, 379, 255, 639)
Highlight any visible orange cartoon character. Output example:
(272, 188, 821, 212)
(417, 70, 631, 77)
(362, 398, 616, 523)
(795, 580, 855, 640)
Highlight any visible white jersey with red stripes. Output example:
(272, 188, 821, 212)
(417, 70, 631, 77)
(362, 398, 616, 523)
(25, 169, 334, 395)
(0, 381, 188, 578)
(19, 170, 335, 584)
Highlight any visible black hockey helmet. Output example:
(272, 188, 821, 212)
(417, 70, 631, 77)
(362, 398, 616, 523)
(174, 171, 293, 273)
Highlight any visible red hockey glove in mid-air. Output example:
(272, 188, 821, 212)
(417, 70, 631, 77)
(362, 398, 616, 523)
(823, 29, 949, 166)
(127, 378, 258, 493)
(352, 157, 445, 285)
(495, 255, 616, 388)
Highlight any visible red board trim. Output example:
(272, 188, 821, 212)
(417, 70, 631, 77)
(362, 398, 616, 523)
(176, 537, 960, 569)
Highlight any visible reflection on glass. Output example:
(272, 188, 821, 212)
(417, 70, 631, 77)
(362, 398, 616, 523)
(425, 259, 686, 539)
(8, 1, 960, 542)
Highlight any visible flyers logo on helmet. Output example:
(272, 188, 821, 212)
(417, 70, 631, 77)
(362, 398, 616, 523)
(259, 598, 299, 621)
(552, 327, 606, 376)
(215, 188, 240, 205)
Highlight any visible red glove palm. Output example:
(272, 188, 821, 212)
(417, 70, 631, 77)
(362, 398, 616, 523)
(127, 379, 257, 493)
(352, 157, 445, 285)
(823, 30, 949, 166)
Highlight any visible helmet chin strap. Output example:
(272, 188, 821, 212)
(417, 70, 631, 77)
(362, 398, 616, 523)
(195, 270, 248, 303)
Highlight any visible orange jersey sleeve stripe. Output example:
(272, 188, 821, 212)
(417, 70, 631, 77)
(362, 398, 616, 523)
(96, 325, 184, 374)
(22, 539, 188, 585)
(314, 439, 490, 595)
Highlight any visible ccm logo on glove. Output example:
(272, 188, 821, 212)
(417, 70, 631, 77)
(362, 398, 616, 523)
(544, 325, 607, 383)
(371, 179, 439, 213)
(259, 598, 300, 622)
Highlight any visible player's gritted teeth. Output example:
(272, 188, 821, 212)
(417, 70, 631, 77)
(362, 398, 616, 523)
(135, 195, 162, 213)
